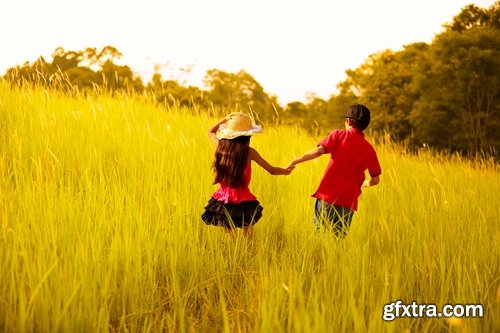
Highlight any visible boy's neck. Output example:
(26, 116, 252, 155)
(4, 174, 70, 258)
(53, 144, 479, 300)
(345, 125, 364, 134)
(345, 119, 363, 132)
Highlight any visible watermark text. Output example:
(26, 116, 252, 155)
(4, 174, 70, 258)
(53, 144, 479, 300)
(383, 301, 484, 321)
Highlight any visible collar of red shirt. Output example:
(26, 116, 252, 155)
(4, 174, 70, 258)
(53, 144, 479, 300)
(347, 127, 364, 136)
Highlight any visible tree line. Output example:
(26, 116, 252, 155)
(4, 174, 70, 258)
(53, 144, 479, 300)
(4, 2, 499, 157)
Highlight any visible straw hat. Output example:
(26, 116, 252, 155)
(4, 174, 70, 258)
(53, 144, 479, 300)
(216, 113, 262, 140)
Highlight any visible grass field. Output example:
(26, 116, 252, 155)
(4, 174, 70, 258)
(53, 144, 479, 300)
(1, 81, 499, 332)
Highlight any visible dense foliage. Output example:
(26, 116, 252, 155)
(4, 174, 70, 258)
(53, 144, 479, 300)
(4, 2, 499, 156)
(334, 2, 500, 156)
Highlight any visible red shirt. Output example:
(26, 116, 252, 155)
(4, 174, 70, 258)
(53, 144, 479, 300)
(313, 128, 381, 211)
(212, 164, 257, 203)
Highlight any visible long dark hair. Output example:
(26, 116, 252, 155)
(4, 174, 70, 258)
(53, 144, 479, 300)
(213, 136, 251, 188)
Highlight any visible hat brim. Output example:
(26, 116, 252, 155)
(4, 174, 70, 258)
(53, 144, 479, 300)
(342, 114, 357, 119)
(216, 125, 263, 140)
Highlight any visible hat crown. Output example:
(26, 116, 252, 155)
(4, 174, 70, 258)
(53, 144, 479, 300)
(345, 104, 370, 122)
(216, 112, 262, 140)
(226, 113, 253, 132)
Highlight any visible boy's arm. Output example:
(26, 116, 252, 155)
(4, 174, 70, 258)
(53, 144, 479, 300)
(363, 148, 382, 188)
(286, 146, 325, 169)
(362, 175, 380, 188)
(249, 148, 292, 175)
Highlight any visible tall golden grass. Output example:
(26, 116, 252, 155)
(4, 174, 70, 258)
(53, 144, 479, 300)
(0, 81, 499, 332)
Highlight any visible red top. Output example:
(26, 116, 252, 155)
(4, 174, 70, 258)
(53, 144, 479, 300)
(313, 128, 381, 211)
(212, 164, 257, 203)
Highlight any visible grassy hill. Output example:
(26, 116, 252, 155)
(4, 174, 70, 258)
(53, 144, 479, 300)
(1, 81, 498, 332)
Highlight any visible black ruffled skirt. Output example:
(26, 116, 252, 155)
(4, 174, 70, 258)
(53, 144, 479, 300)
(202, 197, 263, 228)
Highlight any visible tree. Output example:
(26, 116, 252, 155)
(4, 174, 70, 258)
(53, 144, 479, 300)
(410, 27, 500, 154)
(445, 4, 489, 32)
(283, 101, 308, 127)
(325, 91, 359, 131)
(203, 69, 281, 121)
(147, 73, 207, 108)
(4, 46, 143, 92)
(327, 2, 500, 156)
(334, 43, 428, 140)
(4, 56, 52, 84)
(444, 1, 500, 32)
(100, 60, 143, 92)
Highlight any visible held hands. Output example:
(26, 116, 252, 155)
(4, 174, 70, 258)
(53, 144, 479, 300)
(274, 163, 295, 176)
(285, 161, 297, 171)
(275, 161, 296, 176)
(282, 165, 294, 175)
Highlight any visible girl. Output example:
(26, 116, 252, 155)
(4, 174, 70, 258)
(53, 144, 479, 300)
(202, 112, 292, 234)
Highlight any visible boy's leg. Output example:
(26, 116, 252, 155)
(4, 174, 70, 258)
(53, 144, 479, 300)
(314, 199, 338, 232)
(314, 199, 354, 237)
(313, 199, 326, 232)
(330, 205, 354, 238)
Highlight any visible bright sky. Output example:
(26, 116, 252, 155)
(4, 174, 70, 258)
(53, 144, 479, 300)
(0, 0, 496, 104)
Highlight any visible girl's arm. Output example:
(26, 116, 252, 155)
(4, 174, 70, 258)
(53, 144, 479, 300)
(249, 148, 292, 175)
(208, 117, 229, 146)
(286, 146, 325, 169)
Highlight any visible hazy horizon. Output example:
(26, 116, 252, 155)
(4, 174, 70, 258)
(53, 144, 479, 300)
(0, 0, 496, 103)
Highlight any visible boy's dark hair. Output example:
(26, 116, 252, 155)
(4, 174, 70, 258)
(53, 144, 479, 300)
(213, 136, 251, 188)
(343, 104, 371, 131)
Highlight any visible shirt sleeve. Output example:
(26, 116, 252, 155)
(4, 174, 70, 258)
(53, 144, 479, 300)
(368, 147, 382, 177)
(318, 130, 338, 154)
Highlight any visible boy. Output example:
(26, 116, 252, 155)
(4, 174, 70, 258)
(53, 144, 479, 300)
(287, 104, 381, 237)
